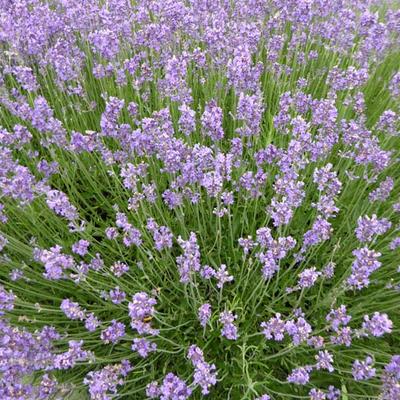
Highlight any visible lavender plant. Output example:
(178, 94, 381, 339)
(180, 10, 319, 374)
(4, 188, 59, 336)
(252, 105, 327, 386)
(0, 0, 399, 399)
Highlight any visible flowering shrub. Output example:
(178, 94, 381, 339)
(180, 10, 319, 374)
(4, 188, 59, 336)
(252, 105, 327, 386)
(0, 0, 399, 399)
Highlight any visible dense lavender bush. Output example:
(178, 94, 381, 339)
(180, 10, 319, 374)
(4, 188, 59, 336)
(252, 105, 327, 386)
(0, 0, 399, 399)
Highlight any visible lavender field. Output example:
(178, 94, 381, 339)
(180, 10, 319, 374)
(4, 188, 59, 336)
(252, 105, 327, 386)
(0, 1, 400, 399)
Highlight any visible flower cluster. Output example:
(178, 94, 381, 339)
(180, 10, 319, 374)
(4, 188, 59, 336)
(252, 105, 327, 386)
(0, 0, 399, 398)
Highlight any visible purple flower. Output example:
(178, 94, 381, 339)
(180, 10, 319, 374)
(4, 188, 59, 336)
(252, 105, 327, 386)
(238, 236, 255, 254)
(38, 374, 58, 399)
(215, 264, 234, 288)
(146, 381, 161, 398)
(380, 355, 400, 399)
(390, 237, 400, 250)
(109, 286, 126, 304)
(322, 262, 336, 279)
(54, 340, 90, 370)
(352, 356, 376, 381)
(153, 226, 173, 251)
(35, 245, 75, 280)
(159, 373, 192, 400)
(200, 265, 216, 279)
(198, 303, 212, 327)
(0, 285, 15, 315)
(355, 214, 391, 243)
(129, 292, 158, 335)
(219, 311, 238, 340)
(327, 386, 341, 400)
(132, 338, 157, 358)
(105, 227, 119, 240)
(46, 190, 78, 221)
(326, 305, 352, 332)
(110, 261, 129, 277)
(179, 104, 196, 136)
(330, 327, 353, 347)
(315, 350, 334, 372)
(100, 320, 126, 344)
(261, 313, 286, 341)
(362, 312, 392, 337)
(298, 267, 320, 288)
(60, 298, 86, 320)
(369, 177, 394, 202)
(285, 317, 312, 345)
(84, 313, 101, 332)
(72, 239, 90, 256)
(309, 388, 326, 400)
(176, 232, 201, 283)
(287, 366, 312, 385)
(84, 361, 132, 400)
(201, 100, 224, 141)
(187, 345, 217, 395)
(347, 247, 382, 290)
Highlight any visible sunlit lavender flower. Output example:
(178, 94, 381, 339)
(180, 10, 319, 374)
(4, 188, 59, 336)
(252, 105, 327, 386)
(347, 247, 382, 290)
(84, 360, 132, 400)
(176, 233, 201, 283)
(219, 311, 238, 340)
(369, 177, 394, 202)
(215, 264, 234, 288)
(315, 350, 334, 372)
(100, 320, 126, 344)
(109, 286, 126, 304)
(287, 366, 312, 385)
(261, 313, 286, 341)
(362, 312, 393, 337)
(46, 190, 78, 221)
(72, 239, 90, 256)
(201, 100, 224, 141)
(309, 388, 326, 400)
(146, 381, 161, 398)
(198, 303, 212, 327)
(85, 313, 101, 332)
(159, 373, 192, 400)
(54, 340, 90, 370)
(285, 317, 312, 345)
(35, 245, 75, 280)
(187, 345, 217, 395)
(110, 261, 129, 277)
(326, 305, 352, 332)
(298, 267, 320, 288)
(0, 285, 15, 315)
(327, 386, 341, 400)
(132, 338, 157, 358)
(60, 298, 86, 320)
(352, 356, 376, 381)
(355, 215, 391, 243)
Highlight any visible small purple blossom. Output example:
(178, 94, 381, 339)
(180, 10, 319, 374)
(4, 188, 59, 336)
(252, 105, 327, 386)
(287, 366, 312, 385)
(309, 388, 326, 400)
(132, 338, 157, 358)
(159, 373, 192, 400)
(261, 313, 286, 341)
(100, 320, 126, 344)
(352, 356, 376, 381)
(355, 214, 391, 243)
(219, 311, 238, 340)
(215, 264, 234, 289)
(362, 312, 392, 337)
(72, 239, 90, 256)
(60, 298, 86, 320)
(198, 303, 212, 327)
(315, 350, 334, 372)
(110, 261, 129, 277)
